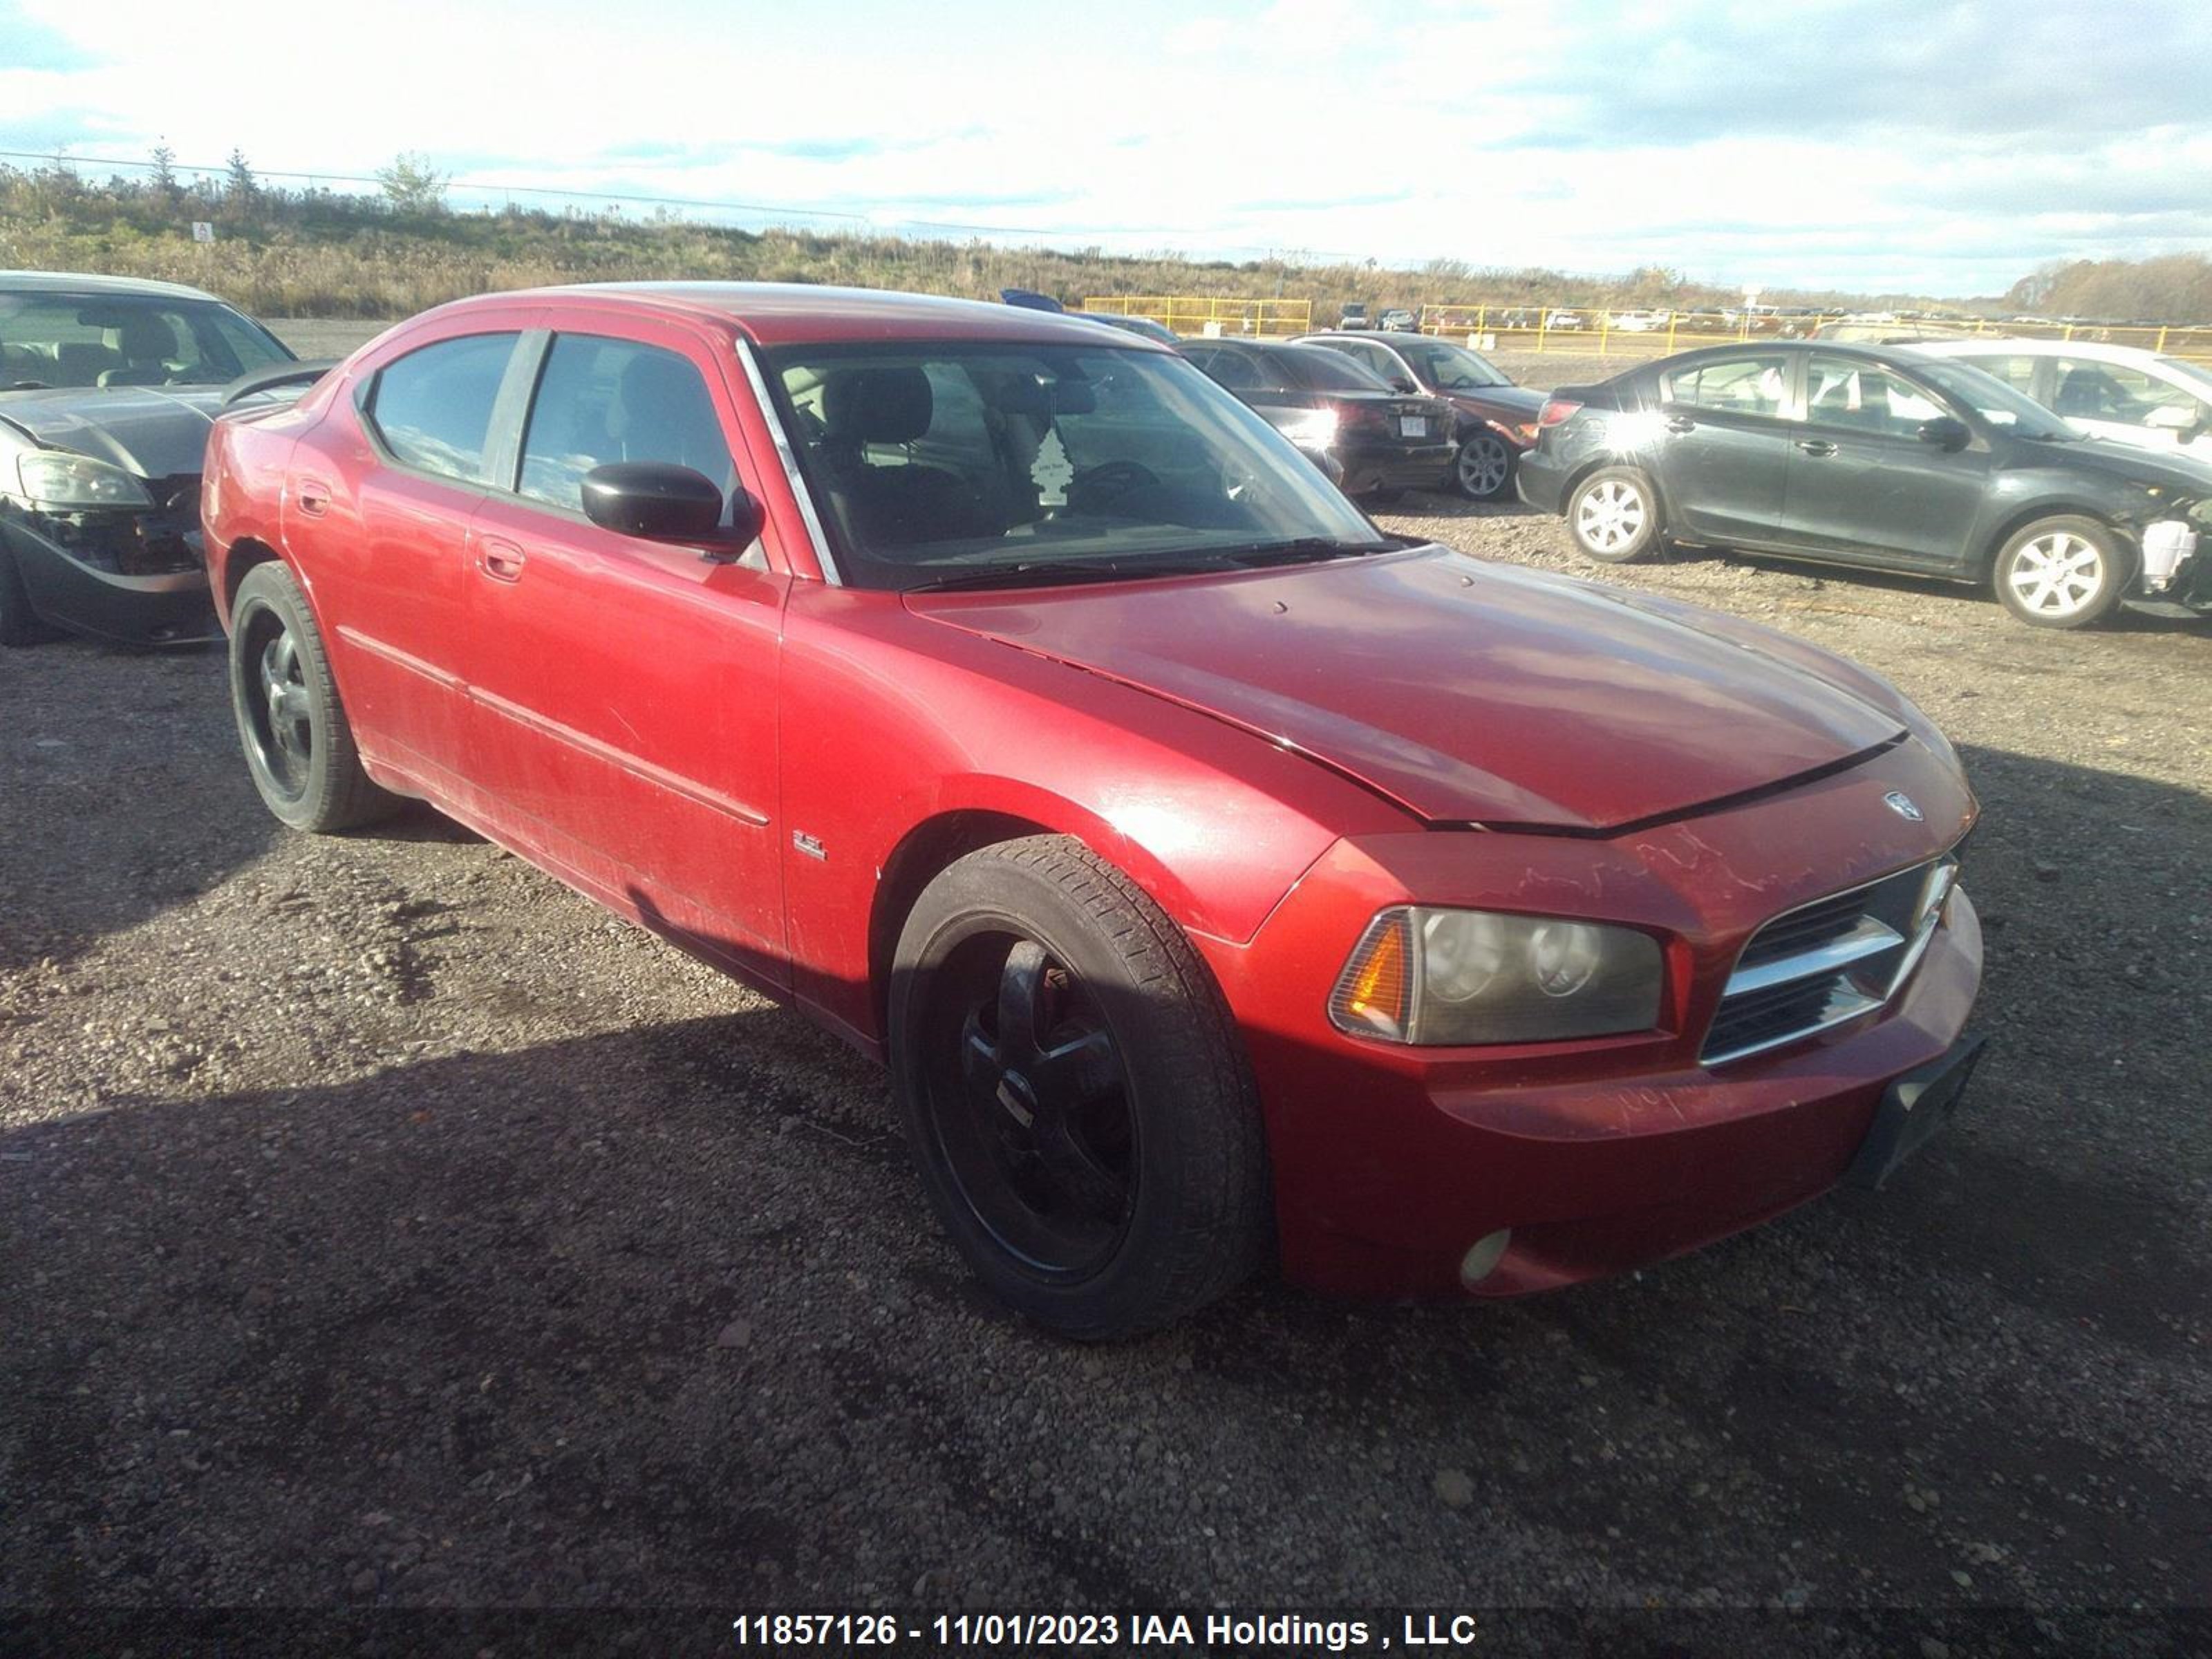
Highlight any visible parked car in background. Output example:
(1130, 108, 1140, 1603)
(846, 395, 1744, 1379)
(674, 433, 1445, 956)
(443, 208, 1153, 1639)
(1076, 310, 1179, 346)
(999, 288, 1181, 346)
(203, 281, 1986, 1337)
(1294, 330, 1545, 499)
(1378, 308, 1418, 333)
(1337, 303, 1372, 330)
(1609, 310, 1666, 333)
(1181, 337, 1455, 500)
(1519, 340, 2211, 628)
(1912, 337, 2212, 462)
(1543, 310, 1584, 331)
(0, 271, 299, 646)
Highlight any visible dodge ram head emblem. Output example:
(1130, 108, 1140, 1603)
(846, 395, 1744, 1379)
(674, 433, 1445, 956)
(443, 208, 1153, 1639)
(1884, 791, 1924, 822)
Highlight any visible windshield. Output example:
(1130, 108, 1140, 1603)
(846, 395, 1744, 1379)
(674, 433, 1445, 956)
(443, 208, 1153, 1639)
(1395, 338, 1510, 391)
(2156, 355, 2212, 393)
(765, 341, 1390, 592)
(0, 290, 292, 391)
(1905, 354, 2077, 440)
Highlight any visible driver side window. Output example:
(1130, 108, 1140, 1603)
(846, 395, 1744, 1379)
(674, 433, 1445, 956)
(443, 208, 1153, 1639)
(1805, 355, 1944, 439)
(516, 335, 735, 515)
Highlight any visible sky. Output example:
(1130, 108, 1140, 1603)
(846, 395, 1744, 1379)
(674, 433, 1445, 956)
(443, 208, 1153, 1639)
(3, 0, 2208, 297)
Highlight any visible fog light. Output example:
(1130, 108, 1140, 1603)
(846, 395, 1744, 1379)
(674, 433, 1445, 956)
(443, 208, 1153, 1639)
(2141, 519, 2197, 593)
(1459, 1228, 1512, 1288)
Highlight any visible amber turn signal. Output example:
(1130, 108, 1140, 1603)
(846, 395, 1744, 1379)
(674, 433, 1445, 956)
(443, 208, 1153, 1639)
(1329, 912, 1414, 1040)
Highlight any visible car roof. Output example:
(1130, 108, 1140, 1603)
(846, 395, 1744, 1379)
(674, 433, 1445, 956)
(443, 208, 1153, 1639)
(423, 281, 1176, 350)
(1604, 339, 1936, 386)
(1914, 337, 2173, 368)
(0, 268, 227, 303)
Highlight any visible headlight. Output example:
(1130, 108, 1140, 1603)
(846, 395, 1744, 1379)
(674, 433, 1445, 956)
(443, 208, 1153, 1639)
(14, 451, 155, 509)
(1329, 907, 1665, 1044)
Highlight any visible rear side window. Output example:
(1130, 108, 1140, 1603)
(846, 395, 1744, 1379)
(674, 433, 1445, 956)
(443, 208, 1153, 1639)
(1283, 348, 1390, 393)
(1660, 354, 1790, 418)
(517, 335, 734, 513)
(366, 333, 518, 482)
(1193, 348, 1263, 391)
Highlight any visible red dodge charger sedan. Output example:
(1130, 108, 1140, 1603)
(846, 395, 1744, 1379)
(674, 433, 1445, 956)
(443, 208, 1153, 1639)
(202, 283, 1985, 1339)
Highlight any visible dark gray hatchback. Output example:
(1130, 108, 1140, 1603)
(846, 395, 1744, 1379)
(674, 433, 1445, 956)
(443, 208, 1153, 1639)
(1517, 340, 2212, 628)
(0, 271, 297, 646)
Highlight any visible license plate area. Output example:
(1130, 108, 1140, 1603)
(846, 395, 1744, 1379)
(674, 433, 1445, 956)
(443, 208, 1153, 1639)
(1400, 415, 1427, 438)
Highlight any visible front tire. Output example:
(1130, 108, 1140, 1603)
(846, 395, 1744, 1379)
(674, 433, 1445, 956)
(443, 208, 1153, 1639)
(1453, 431, 1515, 500)
(888, 836, 1271, 1340)
(1568, 465, 1661, 563)
(1992, 515, 2129, 628)
(228, 561, 400, 832)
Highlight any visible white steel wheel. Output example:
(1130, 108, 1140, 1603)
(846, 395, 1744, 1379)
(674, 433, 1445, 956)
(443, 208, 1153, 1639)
(1569, 467, 1658, 563)
(1454, 432, 1514, 500)
(1993, 515, 2127, 629)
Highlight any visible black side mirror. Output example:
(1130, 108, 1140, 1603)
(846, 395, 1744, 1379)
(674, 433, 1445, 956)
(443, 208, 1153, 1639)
(1389, 375, 1418, 394)
(581, 462, 764, 555)
(1916, 416, 1969, 451)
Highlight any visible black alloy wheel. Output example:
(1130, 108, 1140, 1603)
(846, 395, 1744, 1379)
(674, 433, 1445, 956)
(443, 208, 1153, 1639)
(935, 932, 1136, 1277)
(227, 561, 399, 832)
(890, 836, 1271, 1340)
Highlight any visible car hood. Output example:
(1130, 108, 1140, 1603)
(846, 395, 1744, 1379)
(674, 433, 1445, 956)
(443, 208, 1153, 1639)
(0, 385, 225, 478)
(908, 547, 1907, 831)
(2018, 433, 2212, 500)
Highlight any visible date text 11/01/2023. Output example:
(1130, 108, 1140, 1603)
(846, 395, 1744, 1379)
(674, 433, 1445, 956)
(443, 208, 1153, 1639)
(729, 1612, 1483, 1649)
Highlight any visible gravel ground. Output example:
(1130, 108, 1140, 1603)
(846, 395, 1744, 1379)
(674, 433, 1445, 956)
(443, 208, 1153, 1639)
(1, 328, 2207, 1654)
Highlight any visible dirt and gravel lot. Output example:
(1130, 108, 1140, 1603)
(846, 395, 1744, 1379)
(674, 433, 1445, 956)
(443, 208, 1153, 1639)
(2, 326, 2208, 1654)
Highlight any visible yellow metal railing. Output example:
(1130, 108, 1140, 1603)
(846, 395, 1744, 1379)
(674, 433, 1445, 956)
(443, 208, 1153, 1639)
(1072, 298, 2212, 364)
(1413, 306, 2212, 364)
(1082, 295, 1312, 337)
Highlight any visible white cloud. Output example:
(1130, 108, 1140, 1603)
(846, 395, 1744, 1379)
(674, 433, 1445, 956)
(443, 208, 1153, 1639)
(4, 0, 2209, 294)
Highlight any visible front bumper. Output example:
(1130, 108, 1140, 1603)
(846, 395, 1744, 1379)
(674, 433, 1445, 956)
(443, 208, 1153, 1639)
(0, 513, 217, 646)
(1199, 738, 1987, 1300)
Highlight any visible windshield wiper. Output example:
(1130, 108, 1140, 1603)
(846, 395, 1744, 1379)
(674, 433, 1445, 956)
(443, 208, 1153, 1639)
(1212, 537, 1400, 568)
(905, 555, 1238, 593)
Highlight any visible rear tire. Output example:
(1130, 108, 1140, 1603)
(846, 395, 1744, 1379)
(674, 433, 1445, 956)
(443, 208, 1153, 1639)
(1991, 514, 2129, 629)
(1453, 431, 1516, 500)
(1568, 466, 1661, 563)
(228, 561, 400, 832)
(888, 836, 1271, 1340)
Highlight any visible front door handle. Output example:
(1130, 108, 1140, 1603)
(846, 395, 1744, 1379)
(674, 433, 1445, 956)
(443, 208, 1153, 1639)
(1796, 439, 1838, 457)
(476, 538, 526, 582)
(1663, 415, 1697, 433)
(296, 477, 331, 517)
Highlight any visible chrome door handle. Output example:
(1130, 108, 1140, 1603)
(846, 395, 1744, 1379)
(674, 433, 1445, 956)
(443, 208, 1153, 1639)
(1663, 415, 1697, 433)
(1796, 440, 1838, 457)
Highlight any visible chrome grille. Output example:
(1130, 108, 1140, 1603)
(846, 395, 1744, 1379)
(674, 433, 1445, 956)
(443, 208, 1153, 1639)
(1703, 858, 1957, 1067)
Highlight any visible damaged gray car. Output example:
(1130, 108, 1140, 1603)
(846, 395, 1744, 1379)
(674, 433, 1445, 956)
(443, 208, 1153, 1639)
(0, 271, 302, 646)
